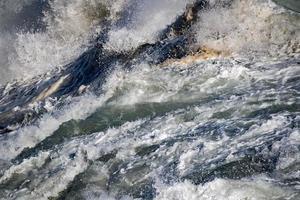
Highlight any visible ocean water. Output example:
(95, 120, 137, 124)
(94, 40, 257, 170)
(0, 0, 299, 199)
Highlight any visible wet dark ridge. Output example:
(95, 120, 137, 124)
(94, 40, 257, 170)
(56, 154, 155, 200)
(183, 155, 278, 185)
(72, 123, 291, 197)
(12, 100, 203, 164)
(54, 155, 155, 200)
(0, 0, 209, 134)
(159, 0, 208, 39)
(246, 103, 300, 119)
(11, 92, 242, 164)
(54, 140, 280, 199)
(12, 88, 299, 164)
(9, 113, 295, 199)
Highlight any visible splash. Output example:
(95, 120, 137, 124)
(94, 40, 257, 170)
(104, 0, 191, 52)
(0, 0, 299, 199)
(195, 0, 300, 57)
(0, 0, 110, 84)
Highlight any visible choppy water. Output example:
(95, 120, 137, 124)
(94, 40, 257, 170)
(0, 0, 299, 199)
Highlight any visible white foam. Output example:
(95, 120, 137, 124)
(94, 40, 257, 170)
(105, 61, 252, 106)
(0, 1, 299, 198)
(155, 177, 297, 200)
(274, 129, 300, 181)
(0, 152, 50, 184)
(195, 0, 300, 56)
(17, 149, 90, 200)
(0, 94, 109, 161)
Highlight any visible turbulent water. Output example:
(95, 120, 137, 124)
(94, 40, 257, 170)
(0, 0, 299, 199)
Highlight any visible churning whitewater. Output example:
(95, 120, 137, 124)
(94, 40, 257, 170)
(0, 0, 299, 199)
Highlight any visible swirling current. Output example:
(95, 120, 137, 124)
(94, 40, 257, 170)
(0, 0, 299, 199)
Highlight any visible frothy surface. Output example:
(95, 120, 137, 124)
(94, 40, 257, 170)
(0, 0, 299, 199)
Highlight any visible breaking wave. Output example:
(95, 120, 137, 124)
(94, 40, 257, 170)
(0, 0, 299, 199)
